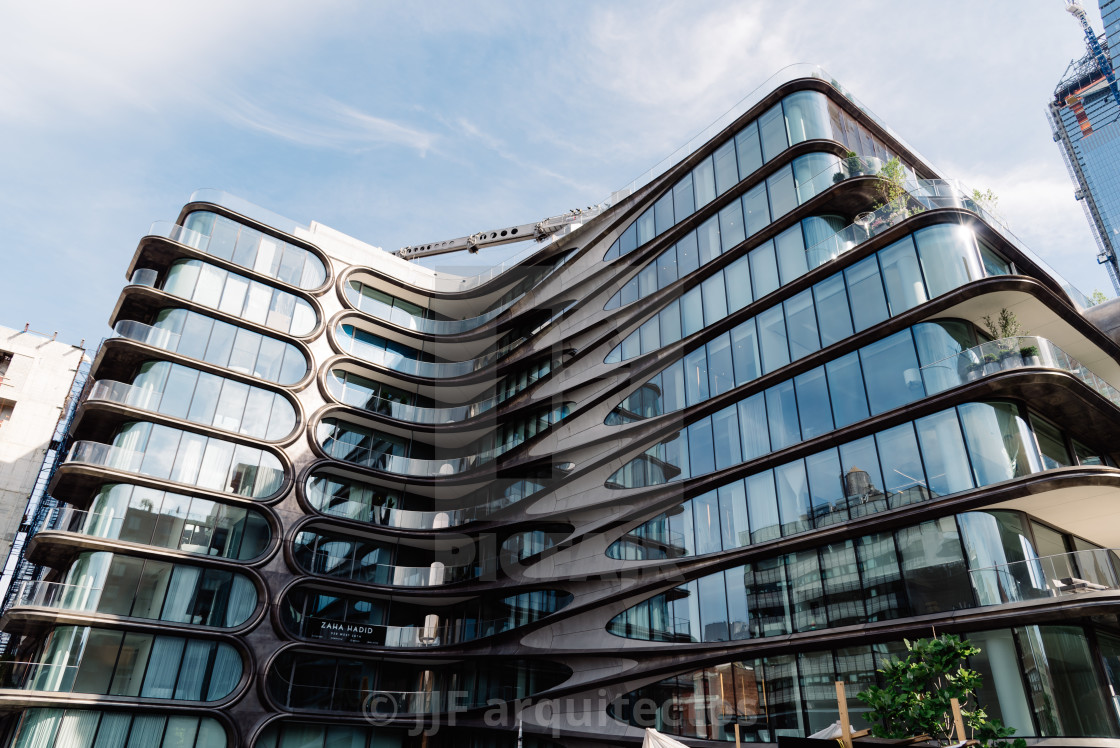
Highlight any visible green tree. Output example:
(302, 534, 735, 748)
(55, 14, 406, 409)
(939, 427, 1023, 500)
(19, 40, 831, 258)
(874, 156, 909, 215)
(1090, 289, 1110, 306)
(857, 634, 1025, 747)
(971, 187, 999, 213)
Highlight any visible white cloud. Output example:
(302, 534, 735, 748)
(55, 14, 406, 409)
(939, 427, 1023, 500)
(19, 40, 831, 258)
(222, 93, 437, 154)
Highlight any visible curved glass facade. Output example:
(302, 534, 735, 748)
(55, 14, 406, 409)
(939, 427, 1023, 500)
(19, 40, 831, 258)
(608, 318, 981, 431)
(608, 509, 1116, 641)
(91, 360, 296, 441)
(146, 308, 308, 385)
(70, 421, 285, 500)
(606, 223, 991, 364)
(604, 90, 913, 263)
(257, 722, 559, 748)
(14, 626, 241, 702)
(181, 210, 327, 289)
(69, 483, 271, 560)
(162, 259, 318, 336)
(279, 587, 571, 647)
(612, 623, 1119, 741)
(345, 279, 516, 334)
(23, 551, 258, 628)
(266, 653, 570, 713)
(11, 709, 226, 748)
(335, 322, 519, 379)
(291, 529, 481, 587)
(606, 215, 847, 311)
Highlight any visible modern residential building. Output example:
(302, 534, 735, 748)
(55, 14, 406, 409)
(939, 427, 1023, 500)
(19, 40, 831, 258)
(4, 64, 1120, 747)
(1051, 0, 1120, 295)
(0, 325, 89, 602)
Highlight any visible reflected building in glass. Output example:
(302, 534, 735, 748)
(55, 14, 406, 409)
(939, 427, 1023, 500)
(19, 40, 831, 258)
(4, 66, 1120, 747)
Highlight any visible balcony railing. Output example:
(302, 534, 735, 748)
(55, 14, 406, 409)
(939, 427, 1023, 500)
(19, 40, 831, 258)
(86, 379, 162, 413)
(127, 268, 159, 288)
(112, 319, 182, 352)
(920, 335, 1120, 408)
(0, 661, 79, 692)
(9, 580, 103, 613)
(344, 284, 520, 335)
(66, 440, 145, 473)
(969, 548, 1120, 606)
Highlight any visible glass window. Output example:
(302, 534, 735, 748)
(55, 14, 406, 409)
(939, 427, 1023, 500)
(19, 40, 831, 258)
(806, 448, 847, 527)
(749, 240, 779, 298)
(784, 91, 831, 144)
(636, 209, 655, 247)
(813, 274, 854, 348)
(718, 200, 745, 252)
(735, 121, 763, 178)
(784, 289, 820, 359)
(659, 301, 682, 347)
(841, 436, 888, 518)
(673, 174, 695, 222)
(713, 140, 739, 196)
(914, 410, 975, 498)
(693, 156, 716, 208)
(844, 256, 889, 332)
(698, 573, 729, 643)
(718, 481, 749, 551)
(683, 348, 709, 406)
(742, 183, 770, 237)
(858, 532, 907, 620)
(787, 549, 825, 632)
(680, 287, 704, 337)
(725, 255, 753, 312)
(958, 402, 1040, 485)
(746, 471, 780, 543)
(1030, 414, 1071, 469)
(775, 460, 811, 536)
(656, 246, 678, 289)
(775, 224, 808, 284)
(825, 352, 869, 428)
(688, 418, 715, 477)
(712, 405, 742, 471)
(707, 333, 734, 397)
(980, 243, 1011, 276)
(654, 192, 674, 235)
(701, 273, 728, 325)
(739, 393, 770, 461)
(693, 490, 722, 556)
(758, 104, 788, 162)
(748, 559, 791, 638)
(661, 360, 686, 413)
(767, 166, 797, 218)
(794, 367, 832, 440)
(875, 422, 928, 507)
(639, 317, 660, 354)
(896, 517, 973, 614)
(878, 236, 928, 315)
(757, 306, 789, 373)
(859, 330, 923, 415)
(766, 380, 800, 450)
(677, 232, 700, 277)
(731, 319, 761, 386)
(915, 225, 980, 298)
(619, 222, 638, 256)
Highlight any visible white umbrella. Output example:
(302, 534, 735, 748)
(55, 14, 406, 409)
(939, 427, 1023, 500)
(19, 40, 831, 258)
(641, 727, 692, 748)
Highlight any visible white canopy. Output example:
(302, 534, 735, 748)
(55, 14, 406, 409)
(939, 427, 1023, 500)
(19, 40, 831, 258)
(641, 727, 692, 748)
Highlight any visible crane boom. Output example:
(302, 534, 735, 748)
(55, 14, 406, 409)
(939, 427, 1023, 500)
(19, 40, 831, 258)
(1067, 0, 1120, 104)
(395, 205, 608, 260)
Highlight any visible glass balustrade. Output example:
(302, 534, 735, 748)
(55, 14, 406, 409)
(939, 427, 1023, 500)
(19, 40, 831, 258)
(295, 548, 480, 587)
(969, 548, 1120, 605)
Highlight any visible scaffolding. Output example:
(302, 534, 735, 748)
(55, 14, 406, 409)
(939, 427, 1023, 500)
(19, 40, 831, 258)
(0, 347, 94, 640)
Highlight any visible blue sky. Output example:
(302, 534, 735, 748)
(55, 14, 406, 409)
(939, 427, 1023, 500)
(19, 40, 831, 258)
(0, 1, 1108, 347)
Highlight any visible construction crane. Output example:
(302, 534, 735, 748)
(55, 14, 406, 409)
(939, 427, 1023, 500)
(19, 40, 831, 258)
(395, 204, 608, 260)
(1067, 0, 1120, 104)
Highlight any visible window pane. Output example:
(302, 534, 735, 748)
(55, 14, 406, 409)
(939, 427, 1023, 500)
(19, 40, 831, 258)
(806, 448, 847, 527)
(707, 333, 734, 397)
(844, 256, 889, 332)
(858, 532, 907, 620)
(654, 192, 674, 235)
(636, 208, 655, 246)
(825, 352, 869, 428)
(749, 240, 779, 298)
(875, 423, 928, 507)
(774, 224, 808, 284)
(794, 367, 832, 440)
(683, 348, 709, 406)
(688, 418, 715, 477)
(656, 246, 679, 289)
(1031, 414, 1071, 469)
(914, 410, 974, 498)
(813, 274, 853, 348)
(958, 401, 1041, 485)
(787, 549, 824, 631)
(719, 200, 745, 250)
(784, 289, 819, 360)
(739, 393, 770, 461)
(742, 183, 770, 237)
(725, 255, 752, 312)
(878, 236, 928, 315)
(758, 104, 788, 162)
(677, 232, 700, 276)
(841, 436, 888, 518)
(757, 306, 789, 374)
(915, 224, 980, 298)
(735, 121, 763, 177)
(896, 517, 973, 614)
(731, 319, 761, 386)
(693, 156, 716, 207)
(681, 287, 704, 337)
(859, 330, 922, 415)
(673, 174, 696, 222)
(767, 166, 797, 218)
(659, 301, 682, 347)
(712, 405, 742, 471)
(661, 360, 686, 413)
(747, 471, 780, 543)
(775, 460, 811, 536)
(766, 380, 800, 450)
(718, 481, 749, 551)
(693, 491, 722, 557)
(701, 273, 727, 325)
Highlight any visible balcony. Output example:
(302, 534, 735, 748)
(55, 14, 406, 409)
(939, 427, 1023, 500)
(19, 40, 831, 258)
(296, 548, 480, 587)
(920, 335, 1120, 406)
(111, 319, 181, 353)
(8, 580, 103, 615)
(969, 547, 1120, 606)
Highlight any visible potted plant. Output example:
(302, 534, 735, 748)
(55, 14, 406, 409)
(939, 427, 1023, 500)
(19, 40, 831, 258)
(982, 308, 1026, 371)
(844, 150, 862, 176)
(965, 361, 983, 381)
(1020, 344, 1041, 367)
(982, 352, 1001, 376)
(858, 634, 1025, 747)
